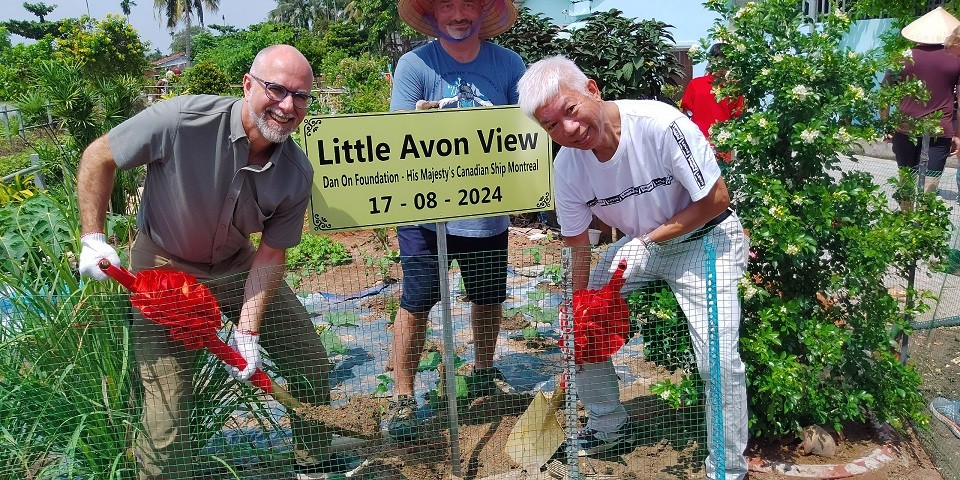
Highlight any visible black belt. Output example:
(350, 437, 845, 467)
(681, 208, 733, 243)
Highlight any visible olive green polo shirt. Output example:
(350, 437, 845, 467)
(109, 95, 313, 265)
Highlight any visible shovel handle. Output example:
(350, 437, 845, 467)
(99, 259, 136, 291)
(206, 335, 304, 410)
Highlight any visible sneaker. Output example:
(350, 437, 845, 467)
(469, 367, 513, 398)
(560, 422, 638, 457)
(294, 453, 358, 479)
(930, 397, 960, 439)
(383, 395, 420, 441)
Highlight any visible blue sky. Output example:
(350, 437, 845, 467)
(5, 0, 276, 54)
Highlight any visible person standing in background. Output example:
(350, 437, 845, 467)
(680, 42, 744, 164)
(882, 7, 960, 202)
(383, 0, 525, 441)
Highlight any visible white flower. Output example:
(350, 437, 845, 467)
(773, 53, 784, 63)
(780, 306, 788, 314)
(800, 129, 820, 143)
(847, 51, 858, 59)
(760, 68, 770, 76)
(835, 127, 852, 142)
(757, 118, 768, 128)
(848, 85, 864, 100)
(736, 43, 746, 52)
(792, 195, 804, 205)
(791, 84, 810, 100)
(901, 49, 912, 60)
(688, 43, 701, 55)
(715, 130, 733, 143)
(742, 282, 759, 301)
(785, 244, 800, 255)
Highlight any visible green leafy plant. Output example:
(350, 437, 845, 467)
(504, 289, 558, 326)
(497, 9, 682, 101)
(373, 373, 394, 397)
(543, 263, 563, 285)
(704, 0, 949, 438)
(183, 60, 230, 95)
(523, 245, 543, 265)
(314, 310, 360, 356)
(651, 373, 701, 409)
(627, 282, 695, 373)
(420, 352, 470, 410)
(286, 234, 351, 289)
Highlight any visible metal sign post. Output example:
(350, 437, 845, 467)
(300, 106, 553, 476)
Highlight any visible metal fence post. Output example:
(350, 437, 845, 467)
(1, 104, 9, 144)
(560, 247, 580, 480)
(30, 154, 44, 190)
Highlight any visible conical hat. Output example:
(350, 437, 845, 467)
(902, 7, 960, 45)
(398, 0, 518, 40)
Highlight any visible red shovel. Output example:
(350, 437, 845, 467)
(98, 260, 302, 410)
(100, 260, 382, 447)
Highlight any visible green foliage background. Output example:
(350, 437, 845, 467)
(703, 0, 950, 438)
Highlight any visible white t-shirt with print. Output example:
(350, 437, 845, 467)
(554, 99, 721, 240)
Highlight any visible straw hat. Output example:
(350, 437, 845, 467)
(398, 0, 518, 40)
(901, 7, 960, 45)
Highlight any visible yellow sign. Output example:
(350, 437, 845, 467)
(301, 106, 553, 232)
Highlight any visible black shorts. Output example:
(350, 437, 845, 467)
(892, 132, 952, 176)
(397, 225, 508, 313)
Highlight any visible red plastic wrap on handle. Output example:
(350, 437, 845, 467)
(99, 259, 277, 398)
(203, 337, 274, 394)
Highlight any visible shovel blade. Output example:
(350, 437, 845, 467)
(505, 391, 565, 469)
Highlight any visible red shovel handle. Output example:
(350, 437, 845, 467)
(204, 337, 273, 394)
(99, 259, 137, 291)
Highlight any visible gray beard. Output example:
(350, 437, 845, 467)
(251, 107, 293, 143)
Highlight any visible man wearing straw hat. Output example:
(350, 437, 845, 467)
(385, 0, 525, 441)
(882, 7, 960, 202)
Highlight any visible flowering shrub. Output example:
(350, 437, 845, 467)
(699, 0, 951, 438)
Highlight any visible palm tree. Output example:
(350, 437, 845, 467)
(269, 0, 346, 31)
(153, 0, 220, 67)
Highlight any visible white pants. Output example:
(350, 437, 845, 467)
(576, 214, 749, 480)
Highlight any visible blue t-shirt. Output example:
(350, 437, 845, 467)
(390, 40, 525, 237)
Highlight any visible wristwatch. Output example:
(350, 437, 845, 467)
(641, 233, 660, 253)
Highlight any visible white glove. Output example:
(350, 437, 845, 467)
(78, 233, 122, 281)
(227, 330, 262, 382)
(608, 237, 649, 278)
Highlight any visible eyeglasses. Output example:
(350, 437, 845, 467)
(248, 74, 316, 109)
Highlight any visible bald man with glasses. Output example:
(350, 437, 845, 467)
(77, 44, 354, 480)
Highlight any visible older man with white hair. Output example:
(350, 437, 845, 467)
(518, 55, 750, 480)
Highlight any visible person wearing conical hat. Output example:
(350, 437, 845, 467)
(948, 25, 960, 56)
(882, 7, 960, 202)
(384, 0, 525, 441)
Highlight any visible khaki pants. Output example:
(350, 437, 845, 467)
(130, 234, 332, 480)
